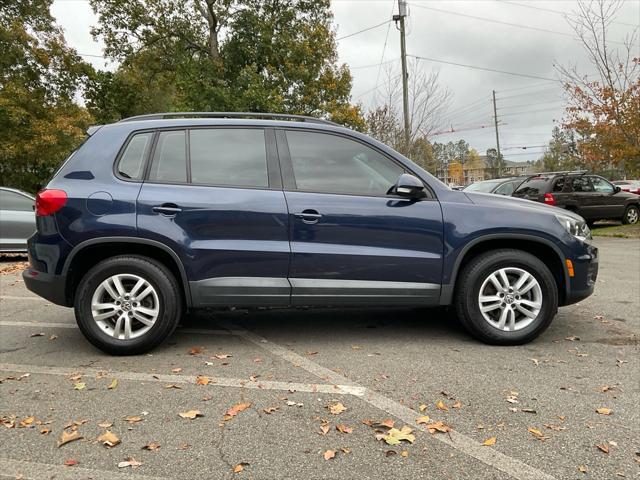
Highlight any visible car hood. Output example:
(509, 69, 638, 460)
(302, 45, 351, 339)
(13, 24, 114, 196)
(463, 191, 584, 221)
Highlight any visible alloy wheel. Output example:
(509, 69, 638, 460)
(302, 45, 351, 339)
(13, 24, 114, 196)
(90, 274, 160, 340)
(478, 267, 543, 332)
(627, 207, 639, 224)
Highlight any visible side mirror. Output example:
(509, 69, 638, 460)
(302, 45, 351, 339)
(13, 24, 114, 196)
(388, 173, 426, 199)
(614, 186, 621, 193)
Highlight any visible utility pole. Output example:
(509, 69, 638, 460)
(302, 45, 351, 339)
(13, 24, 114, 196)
(394, 0, 410, 150)
(492, 90, 502, 177)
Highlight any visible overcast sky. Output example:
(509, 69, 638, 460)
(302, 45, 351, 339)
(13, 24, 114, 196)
(51, 0, 640, 162)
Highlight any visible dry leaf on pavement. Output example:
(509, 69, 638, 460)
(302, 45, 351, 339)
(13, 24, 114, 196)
(578, 465, 588, 473)
(418, 404, 427, 412)
(323, 449, 336, 460)
(382, 426, 415, 445)
(596, 443, 609, 454)
(124, 416, 142, 424)
(195, 375, 211, 386)
(596, 407, 612, 415)
(98, 422, 113, 428)
(336, 424, 353, 434)
(482, 437, 497, 446)
(97, 431, 120, 448)
(425, 421, 451, 434)
(189, 347, 204, 355)
(107, 379, 118, 390)
(263, 407, 278, 414)
(178, 410, 203, 419)
(416, 416, 430, 425)
(527, 427, 548, 441)
(73, 382, 86, 390)
(142, 442, 161, 451)
(328, 402, 347, 415)
(223, 402, 251, 421)
(233, 463, 249, 473)
(58, 430, 83, 447)
(63, 459, 79, 467)
(117, 457, 142, 469)
(436, 400, 449, 411)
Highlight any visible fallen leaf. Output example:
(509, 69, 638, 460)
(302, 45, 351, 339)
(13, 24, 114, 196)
(73, 382, 86, 390)
(305, 351, 318, 356)
(253, 357, 262, 363)
(416, 415, 430, 425)
(178, 410, 203, 419)
(178, 443, 190, 450)
(30, 332, 45, 337)
(323, 449, 336, 460)
(425, 421, 451, 434)
(521, 408, 537, 414)
(375, 419, 395, 429)
(195, 375, 211, 386)
(19, 416, 35, 427)
(97, 431, 120, 448)
(63, 459, 79, 467)
(212, 353, 232, 359)
(336, 424, 353, 434)
(319, 421, 330, 436)
(233, 463, 249, 473)
(328, 402, 347, 415)
(117, 457, 142, 469)
(544, 424, 565, 431)
(124, 416, 142, 424)
(49, 334, 58, 340)
(596, 407, 612, 415)
(527, 427, 548, 441)
(382, 426, 415, 445)
(40, 427, 50, 435)
(596, 443, 609, 454)
(530, 358, 540, 366)
(436, 400, 449, 411)
(189, 347, 204, 355)
(107, 379, 118, 390)
(165, 384, 182, 389)
(452, 400, 462, 409)
(565, 335, 580, 341)
(58, 430, 83, 447)
(400, 450, 409, 457)
(578, 465, 588, 473)
(142, 442, 161, 451)
(223, 402, 251, 421)
(418, 404, 427, 412)
(98, 422, 113, 428)
(263, 407, 278, 414)
(482, 437, 497, 446)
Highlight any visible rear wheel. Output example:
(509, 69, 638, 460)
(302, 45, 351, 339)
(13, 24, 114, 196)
(74, 255, 182, 355)
(622, 205, 639, 225)
(454, 249, 558, 345)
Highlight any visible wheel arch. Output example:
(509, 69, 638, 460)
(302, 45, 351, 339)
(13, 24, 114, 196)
(441, 234, 569, 306)
(63, 237, 191, 308)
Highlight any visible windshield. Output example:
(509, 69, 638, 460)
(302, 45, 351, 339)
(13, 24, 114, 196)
(464, 180, 504, 193)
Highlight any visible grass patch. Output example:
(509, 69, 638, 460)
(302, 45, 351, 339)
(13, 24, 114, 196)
(591, 222, 640, 239)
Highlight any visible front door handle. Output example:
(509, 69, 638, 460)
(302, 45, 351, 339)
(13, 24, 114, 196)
(152, 204, 182, 216)
(294, 209, 322, 224)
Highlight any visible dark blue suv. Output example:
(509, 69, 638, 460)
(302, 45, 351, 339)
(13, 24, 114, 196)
(23, 112, 598, 354)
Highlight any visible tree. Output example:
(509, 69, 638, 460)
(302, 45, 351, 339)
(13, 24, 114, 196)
(556, 0, 640, 176)
(539, 126, 580, 172)
(87, 0, 363, 127)
(485, 148, 505, 179)
(0, 0, 93, 192)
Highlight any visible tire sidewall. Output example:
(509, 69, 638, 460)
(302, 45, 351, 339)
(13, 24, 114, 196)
(623, 205, 639, 225)
(74, 257, 180, 355)
(460, 252, 558, 344)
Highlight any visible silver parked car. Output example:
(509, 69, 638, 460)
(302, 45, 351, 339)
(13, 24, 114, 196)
(0, 187, 36, 252)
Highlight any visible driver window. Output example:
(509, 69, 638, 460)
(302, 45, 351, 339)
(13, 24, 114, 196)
(285, 131, 404, 196)
(591, 177, 614, 193)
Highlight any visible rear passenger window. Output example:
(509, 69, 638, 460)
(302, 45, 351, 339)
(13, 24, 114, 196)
(552, 177, 566, 192)
(571, 177, 593, 192)
(117, 132, 153, 180)
(148, 131, 187, 183)
(190, 129, 268, 187)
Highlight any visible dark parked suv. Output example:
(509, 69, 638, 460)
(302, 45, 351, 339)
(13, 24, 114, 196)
(513, 171, 640, 225)
(24, 113, 598, 354)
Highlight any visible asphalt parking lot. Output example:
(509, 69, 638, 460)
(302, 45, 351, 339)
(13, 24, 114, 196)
(0, 237, 638, 480)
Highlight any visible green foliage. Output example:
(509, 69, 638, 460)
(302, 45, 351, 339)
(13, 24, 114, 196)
(485, 148, 505, 179)
(536, 126, 580, 173)
(0, 0, 93, 192)
(87, 0, 362, 126)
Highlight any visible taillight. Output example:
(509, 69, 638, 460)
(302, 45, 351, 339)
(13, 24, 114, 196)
(35, 189, 67, 216)
(543, 193, 556, 206)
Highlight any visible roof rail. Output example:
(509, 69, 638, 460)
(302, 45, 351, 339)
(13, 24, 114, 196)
(118, 112, 340, 127)
(528, 170, 589, 177)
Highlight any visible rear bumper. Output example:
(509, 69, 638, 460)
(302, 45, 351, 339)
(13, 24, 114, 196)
(562, 241, 598, 306)
(22, 269, 69, 306)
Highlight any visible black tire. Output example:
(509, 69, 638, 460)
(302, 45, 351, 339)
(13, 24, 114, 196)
(454, 249, 558, 345)
(622, 204, 639, 225)
(74, 255, 182, 355)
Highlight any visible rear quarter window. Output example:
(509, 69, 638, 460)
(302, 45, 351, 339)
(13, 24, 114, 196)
(513, 177, 552, 196)
(117, 132, 154, 180)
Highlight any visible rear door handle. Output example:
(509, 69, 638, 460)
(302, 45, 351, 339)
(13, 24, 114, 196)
(294, 209, 322, 224)
(152, 204, 182, 216)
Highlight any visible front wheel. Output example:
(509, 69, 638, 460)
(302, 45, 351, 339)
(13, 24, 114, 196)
(622, 205, 639, 225)
(74, 255, 183, 355)
(454, 249, 558, 345)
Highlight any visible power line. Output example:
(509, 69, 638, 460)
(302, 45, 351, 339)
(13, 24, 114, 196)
(408, 54, 557, 81)
(336, 19, 392, 41)
(497, 0, 638, 28)
(373, 0, 396, 99)
(499, 107, 563, 117)
(351, 58, 398, 70)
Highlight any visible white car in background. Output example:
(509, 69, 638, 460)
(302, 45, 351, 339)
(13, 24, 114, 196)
(0, 187, 36, 252)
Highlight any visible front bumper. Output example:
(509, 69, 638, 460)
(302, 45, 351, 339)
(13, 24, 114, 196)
(562, 241, 598, 306)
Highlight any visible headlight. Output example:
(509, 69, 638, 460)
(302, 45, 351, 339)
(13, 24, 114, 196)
(555, 214, 591, 240)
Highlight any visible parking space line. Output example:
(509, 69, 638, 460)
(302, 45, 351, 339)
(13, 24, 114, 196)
(223, 322, 557, 480)
(0, 458, 169, 480)
(0, 295, 46, 301)
(0, 363, 363, 396)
